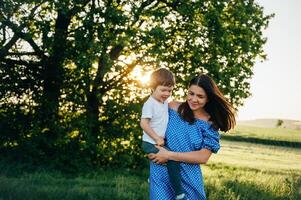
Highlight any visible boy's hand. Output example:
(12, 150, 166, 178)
(155, 136, 165, 146)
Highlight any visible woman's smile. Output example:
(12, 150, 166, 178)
(187, 85, 208, 111)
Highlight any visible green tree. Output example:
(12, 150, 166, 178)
(276, 119, 283, 127)
(0, 0, 273, 168)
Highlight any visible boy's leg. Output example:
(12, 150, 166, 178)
(142, 142, 186, 199)
(167, 160, 186, 198)
(142, 142, 158, 185)
(142, 141, 159, 154)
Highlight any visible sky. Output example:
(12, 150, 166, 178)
(237, 0, 301, 121)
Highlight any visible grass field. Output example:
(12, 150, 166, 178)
(0, 125, 301, 200)
(203, 163, 301, 200)
(204, 140, 301, 199)
(211, 140, 301, 171)
(0, 167, 149, 200)
(223, 125, 301, 148)
(229, 125, 301, 142)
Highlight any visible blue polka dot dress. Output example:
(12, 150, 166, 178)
(149, 108, 220, 200)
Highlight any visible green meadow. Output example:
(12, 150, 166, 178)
(223, 125, 301, 148)
(204, 140, 301, 200)
(1, 125, 300, 200)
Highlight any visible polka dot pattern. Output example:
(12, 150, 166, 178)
(149, 109, 220, 200)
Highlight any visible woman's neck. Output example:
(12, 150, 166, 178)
(193, 109, 210, 121)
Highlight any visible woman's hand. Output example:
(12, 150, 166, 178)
(148, 146, 171, 164)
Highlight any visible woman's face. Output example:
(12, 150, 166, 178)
(187, 85, 208, 111)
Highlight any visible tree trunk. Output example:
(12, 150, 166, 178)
(86, 90, 101, 144)
(39, 10, 71, 137)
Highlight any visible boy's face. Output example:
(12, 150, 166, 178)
(152, 85, 173, 103)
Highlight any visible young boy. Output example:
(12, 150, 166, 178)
(140, 68, 187, 200)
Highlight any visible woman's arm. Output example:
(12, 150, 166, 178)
(149, 146, 212, 164)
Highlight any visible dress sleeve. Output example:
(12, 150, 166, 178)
(201, 124, 220, 153)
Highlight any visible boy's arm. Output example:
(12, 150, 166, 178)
(140, 118, 165, 146)
(168, 100, 181, 111)
(149, 146, 212, 164)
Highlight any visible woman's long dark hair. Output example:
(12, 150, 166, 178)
(178, 74, 236, 132)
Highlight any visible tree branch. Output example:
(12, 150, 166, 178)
(1, 58, 40, 67)
(109, 44, 123, 60)
(69, 0, 91, 16)
(0, 20, 45, 59)
(0, 2, 47, 59)
(0, 34, 19, 59)
(132, 0, 160, 27)
(6, 52, 38, 56)
(158, 0, 181, 8)
(101, 60, 140, 93)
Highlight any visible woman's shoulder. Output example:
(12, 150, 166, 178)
(168, 100, 182, 111)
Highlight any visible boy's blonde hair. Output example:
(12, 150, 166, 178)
(149, 68, 175, 89)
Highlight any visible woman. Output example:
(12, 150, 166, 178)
(148, 74, 236, 199)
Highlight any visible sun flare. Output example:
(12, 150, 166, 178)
(131, 66, 151, 85)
